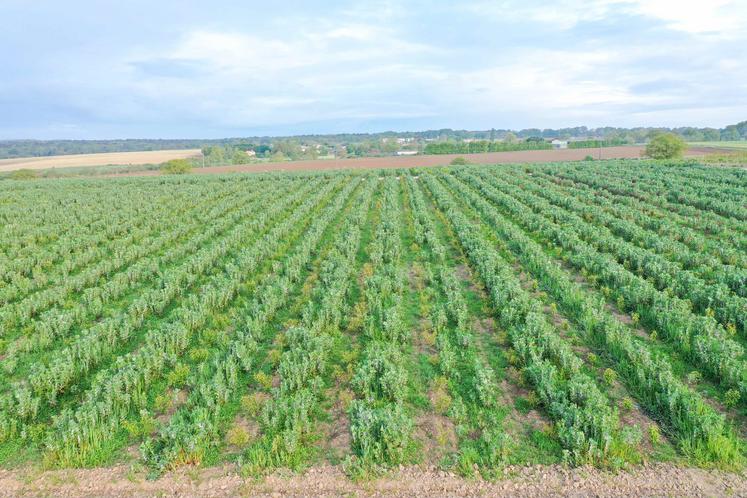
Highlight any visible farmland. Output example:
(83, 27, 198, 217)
(1, 160, 746, 494)
(0, 149, 202, 173)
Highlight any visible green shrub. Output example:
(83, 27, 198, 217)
(649, 425, 661, 445)
(644, 133, 687, 159)
(349, 402, 413, 465)
(621, 398, 634, 412)
(724, 389, 740, 408)
(686, 371, 702, 385)
(603, 368, 617, 386)
(166, 363, 190, 387)
(226, 424, 252, 447)
(450, 156, 469, 165)
(160, 159, 193, 174)
(241, 392, 269, 417)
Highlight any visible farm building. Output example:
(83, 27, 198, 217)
(551, 139, 568, 149)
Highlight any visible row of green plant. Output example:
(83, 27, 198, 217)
(453, 171, 747, 405)
(406, 175, 512, 474)
(440, 171, 743, 468)
(0, 176, 239, 287)
(421, 173, 629, 468)
(1, 183, 268, 367)
(524, 169, 747, 294)
(0, 177, 336, 444)
(0, 181, 231, 308)
(491, 169, 747, 335)
(592, 162, 747, 221)
(240, 178, 377, 473)
(142, 178, 373, 473)
(545, 163, 747, 246)
(609, 159, 747, 200)
(348, 178, 415, 472)
(42, 176, 359, 466)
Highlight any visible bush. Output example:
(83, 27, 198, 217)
(603, 368, 617, 386)
(160, 159, 193, 174)
(226, 424, 252, 447)
(649, 425, 661, 445)
(584, 155, 594, 161)
(644, 133, 687, 159)
(450, 157, 469, 165)
(724, 389, 740, 408)
(8, 169, 38, 180)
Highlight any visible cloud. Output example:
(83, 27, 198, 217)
(467, 0, 747, 38)
(0, 0, 745, 138)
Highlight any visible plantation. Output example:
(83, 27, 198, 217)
(1, 159, 747, 483)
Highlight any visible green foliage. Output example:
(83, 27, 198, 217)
(570, 139, 628, 149)
(7, 169, 38, 180)
(645, 133, 687, 159)
(349, 402, 414, 466)
(450, 156, 469, 165)
(603, 368, 617, 386)
(724, 389, 740, 408)
(2, 159, 746, 476)
(426, 140, 551, 155)
(160, 159, 192, 174)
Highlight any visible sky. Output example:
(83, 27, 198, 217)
(1, 0, 745, 139)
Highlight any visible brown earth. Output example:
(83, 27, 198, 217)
(0, 149, 202, 172)
(107, 146, 715, 177)
(1, 463, 745, 497)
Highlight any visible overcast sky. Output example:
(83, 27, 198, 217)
(1, 0, 745, 139)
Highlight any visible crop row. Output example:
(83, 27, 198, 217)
(452, 170, 747, 403)
(42, 176, 358, 466)
(437, 171, 742, 467)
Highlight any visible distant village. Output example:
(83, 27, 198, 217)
(223, 133, 621, 164)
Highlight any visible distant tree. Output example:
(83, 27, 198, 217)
(272, 140, 303, 159)
(160, 159, 192, 174)
(269, 151, 287, 162)
(231, 149, 252, 165)
(702, 128, 721, 141)
(645, 133, 687, 160)
(721, 128, 741, 141)
(503, 132, 518, 144)
(525, 136, 544, 143)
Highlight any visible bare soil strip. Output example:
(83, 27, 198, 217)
(107, 146, 716, 177)
(1, 464, 744, 497)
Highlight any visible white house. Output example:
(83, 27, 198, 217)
(397, 150, 418, 156)
(551, 139, 568, 149)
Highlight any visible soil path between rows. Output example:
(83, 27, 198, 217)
(1, 463, 744, 497)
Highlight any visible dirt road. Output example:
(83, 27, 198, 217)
(1, 463, 743, 497)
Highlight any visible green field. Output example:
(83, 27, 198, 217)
(689, 141, 747, 149)
(1, 160, 746, 479)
